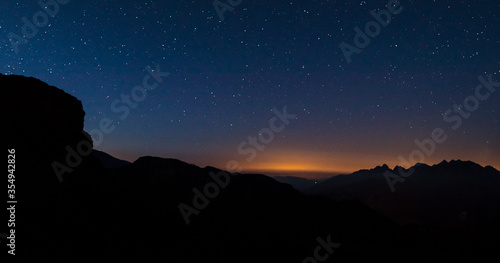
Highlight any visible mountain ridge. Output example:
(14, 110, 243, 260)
(307, 158, 500, 228)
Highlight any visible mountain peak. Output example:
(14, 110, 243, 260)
(373, 164, 390, 172)
(434, 159, 484, 170)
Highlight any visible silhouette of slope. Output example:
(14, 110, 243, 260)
(4, 74, 499, 262)
(105, 156, 399, 261)
(272, 175, 319, 191)
(306, 160, 500, 259)
(92, 149, 131, 169)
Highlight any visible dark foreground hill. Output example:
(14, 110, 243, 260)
(92, 149, 131, 169)
(3, 74, 499, 262)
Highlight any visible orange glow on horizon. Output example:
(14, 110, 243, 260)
(105, 146, 500, 180)
(235, 149, 375, 175)
(242, 161, 349, 174)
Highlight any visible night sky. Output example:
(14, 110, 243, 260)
(2, 0, 499, 178)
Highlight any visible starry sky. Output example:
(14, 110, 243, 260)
(2, 0, 499, 178)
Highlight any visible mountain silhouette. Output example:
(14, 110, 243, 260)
(92, 149, 131, 169)
(272, 175, 320, 191)
(306, 160, 500, 259)
(306, 161, 500, 226)
(3, 74, 499, 262)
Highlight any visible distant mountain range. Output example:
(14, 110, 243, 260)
(4, 74, 500, 262)
(271, 175, 320, 191)
(306, 161, 500, 228)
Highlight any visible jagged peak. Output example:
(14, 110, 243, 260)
(485, 165, 500, 173)
(434, 159, 482, 169)
(373, 164, 390, 172)
(390, 160, 491, 174)
(438, 160, 449, 166)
